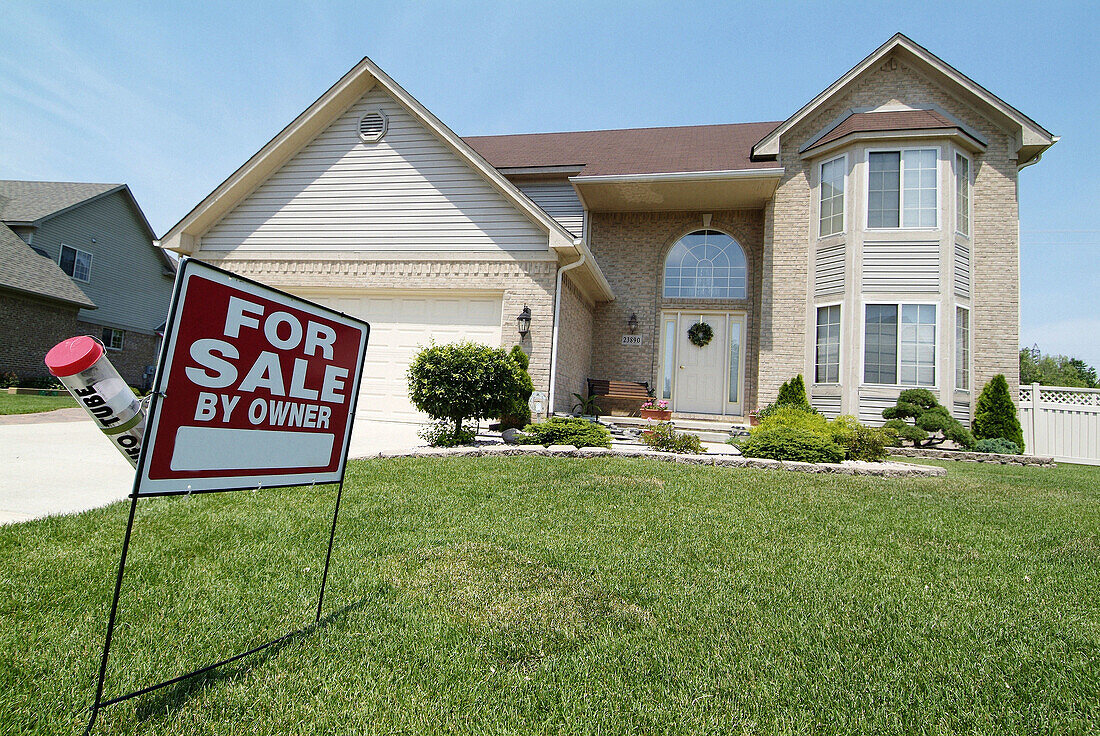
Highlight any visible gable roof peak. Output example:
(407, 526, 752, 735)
(752, 32, 1055, 166)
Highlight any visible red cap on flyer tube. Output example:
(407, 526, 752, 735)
(45, 336, 104, 377)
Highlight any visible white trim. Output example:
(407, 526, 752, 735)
(813, 301, 843, 385)
(59, 243, 92, 283)
(859, 299, 941, 390)
(863, 145, 942, 231)
(570, 168, 784, 184)
(660, 309, 746, 416)
(818, 153, 848, 238)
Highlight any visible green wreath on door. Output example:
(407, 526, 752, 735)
(687, 321, 714, 347)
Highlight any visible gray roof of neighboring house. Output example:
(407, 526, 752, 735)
(0, 222, 96, 308)
(0, 180, 122, 224)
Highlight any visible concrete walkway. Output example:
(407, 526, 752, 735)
(0, 411, 426, 525)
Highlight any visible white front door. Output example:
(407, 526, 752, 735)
(674, 313, 729, 414)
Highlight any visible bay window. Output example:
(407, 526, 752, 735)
(864, 303, 937, 386)
(955, 153, 970, 236)
(956, 306, 970, 390)
(867, 148, 938, 228)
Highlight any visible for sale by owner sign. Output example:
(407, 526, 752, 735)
(137, 258, 369, 495)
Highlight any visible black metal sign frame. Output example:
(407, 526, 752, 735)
(84, 262, 368, 734)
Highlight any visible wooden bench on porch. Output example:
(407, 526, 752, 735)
(586, 378, 651, 417)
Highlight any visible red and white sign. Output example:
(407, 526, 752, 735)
(137, 258, 369, 495)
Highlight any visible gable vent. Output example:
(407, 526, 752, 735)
(358, 111, 388, 143)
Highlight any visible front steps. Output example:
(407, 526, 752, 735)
(600, 415, 750, 445)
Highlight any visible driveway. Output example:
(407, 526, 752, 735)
(0, 410, 425, 525)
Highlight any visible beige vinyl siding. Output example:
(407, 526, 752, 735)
(201, 89, 547, 252)
(515, 181, 584, 236)
(861, 240, 940, 292)
(811, 392, 842, 419)
(29, 190, 172, 333)
(857, 393, 895, 425)
(814, 241, 845, 297)
(954, 240, 970, 298)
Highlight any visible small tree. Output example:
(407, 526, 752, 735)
(775, 374, 813, 411)
(882, 388, 973, 449)
(407, 341, 524, 437)
(973, 374, 1025, 452)
(499, 345, 534, 431)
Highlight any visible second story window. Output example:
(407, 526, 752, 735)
(955, 153, 970, 236)
(60, 244, 92, 282)
(868, 148, 938, 229)
(819, 156, 845, 237)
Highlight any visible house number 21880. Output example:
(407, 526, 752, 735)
(621, 335, 643, 346)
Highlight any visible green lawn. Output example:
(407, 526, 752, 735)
(1, 458, 1097, 734)
(0, 392, 76, 415)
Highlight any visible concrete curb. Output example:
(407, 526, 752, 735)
(365, 444, 947, 478)
(888, 447, 1055, 467)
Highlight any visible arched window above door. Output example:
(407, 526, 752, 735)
(663, 230, 747, 299)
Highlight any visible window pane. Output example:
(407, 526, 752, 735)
(868, 152, 900, 228)
(728, 320, 741, 403)
(899, 303, 936, 386)
(956, 154, 970, 235)
(902, 149, 937, 228)
(955, 307, 969, 390)
(663, 230, 747, 299)
(60, 246, 76, 276)
(864, 304, 897, 384)
(662, 320, 676, 399)
(815, 304, 841, 384)
(819, 157, 845, 237)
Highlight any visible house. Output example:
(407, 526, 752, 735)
(159, 33, 1056, 426)
(0, 181, 176, 387)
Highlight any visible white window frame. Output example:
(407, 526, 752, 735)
(859, 299, 941, 389)
(818, 154, 847, 238)
(59, 244, 92, 282)
(864, 146, 941, 231)
(102, 327, 124, 351)
(955, 151, 972, 238)
(955, 305, 970, 391)
(814, 302, 843, 385)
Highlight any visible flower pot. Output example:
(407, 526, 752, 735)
(640, 409, 672, 421)
(748, 412, 761, 427)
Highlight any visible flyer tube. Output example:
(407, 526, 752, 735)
(45, 336, 146, 468)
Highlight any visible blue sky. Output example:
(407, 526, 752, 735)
(2, 1, 1097, 365)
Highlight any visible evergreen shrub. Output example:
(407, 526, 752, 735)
(972, 374, 1025, 452)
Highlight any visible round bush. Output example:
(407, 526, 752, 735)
(407, 341, 525, 434)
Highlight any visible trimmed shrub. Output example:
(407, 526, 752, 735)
(499, 345, 534, 431)
(733, 408, 892, 462)
(973, 374, 1025, 452)
(834, 419, 895, 462)
(0, 371, 18, 389)
(973, 437, 1021, 455)
(519, 417, 612, 448)
(882, 389, 974, 449)
(640, 423, 706, 454)
(739, 426, 844, 464)
(775, 374, 813, 411)
(419, 420, 478, 448)
(408, 341, 525, 437)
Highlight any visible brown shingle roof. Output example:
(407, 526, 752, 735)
(0, 180, 121, 224)
(0, 223, 96, 308)
(804, 109, 959, 151)
(464, 122, 782, 178)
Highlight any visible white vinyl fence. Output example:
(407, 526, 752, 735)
(1018, 384, 1100, 465)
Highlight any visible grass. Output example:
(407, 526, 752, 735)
(1, 457, 1098, 734)
(0, 392, 76, 415)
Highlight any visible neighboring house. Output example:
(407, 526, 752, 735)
(0, 181, 176, 387)
(159, 33, 1056, 426)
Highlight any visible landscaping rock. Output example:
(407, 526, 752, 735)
(501, 428, 526, 445)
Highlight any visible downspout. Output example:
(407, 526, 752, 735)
(547, 252, 586, 416)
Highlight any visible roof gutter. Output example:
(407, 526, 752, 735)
(570, 168, 784, 185)
(548, 252, 586, 415)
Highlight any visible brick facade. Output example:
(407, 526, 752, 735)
(86, 324, 160, 388)
(0, 291, 84, 382)
(587, 210, 764, 413)
(552, 272, 595, 414)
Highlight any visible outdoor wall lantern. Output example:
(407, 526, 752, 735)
(627, 312, 638, 334)
(517, 305, 532, 336)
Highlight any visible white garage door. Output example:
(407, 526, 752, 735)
(307, 292, 503, 422)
